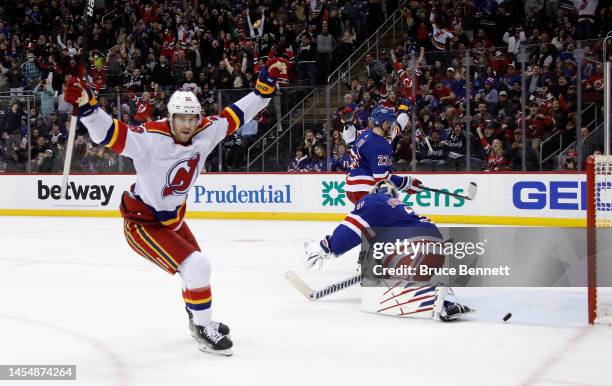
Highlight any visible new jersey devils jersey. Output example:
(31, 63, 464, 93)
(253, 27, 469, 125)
(80, 92, 269, 228)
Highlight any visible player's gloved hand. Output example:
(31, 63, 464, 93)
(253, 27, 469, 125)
(404, 176, 423, 195)
(64, 76, 97, 116)
(303, 236, 334, 269)
(255, 57, 289, 98)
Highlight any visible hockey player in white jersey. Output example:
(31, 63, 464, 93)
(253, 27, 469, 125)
(64, 58, 288, 356)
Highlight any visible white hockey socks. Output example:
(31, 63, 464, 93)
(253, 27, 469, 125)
(179, 251, 212, 326)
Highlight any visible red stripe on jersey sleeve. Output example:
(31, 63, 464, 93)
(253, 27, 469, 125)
(344, 216, 366, 233)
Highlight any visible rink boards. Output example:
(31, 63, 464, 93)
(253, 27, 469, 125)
(0, 172, 587, 226)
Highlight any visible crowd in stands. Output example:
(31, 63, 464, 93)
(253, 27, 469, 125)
(287, 0, 610, 172)
(0, 0, 394, 172)
(0, 0, 609, 174)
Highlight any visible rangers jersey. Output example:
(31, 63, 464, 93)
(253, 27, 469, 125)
(346, 130, 408, 193)
(327, 193, 441, 256)
(80, 92, 269, 228)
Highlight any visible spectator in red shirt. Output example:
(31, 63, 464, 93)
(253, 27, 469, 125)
(521, 102, 556, 155)
(490, 50, 510, 75)
(133, 92, 155, 124)
(433, 81, 455, 107)
(476, 126, 510, 171)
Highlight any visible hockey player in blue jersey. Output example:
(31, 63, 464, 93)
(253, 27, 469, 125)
(304, 180, 473, 321)
(345, 106, 420, 204)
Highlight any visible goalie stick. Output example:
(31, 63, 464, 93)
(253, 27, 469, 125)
(60, 0, 96, 199)
(284, 271, 361, 300)
(418, 182, 477, 201)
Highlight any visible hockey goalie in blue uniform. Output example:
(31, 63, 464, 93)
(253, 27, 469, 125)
(304, 180, 473, 321)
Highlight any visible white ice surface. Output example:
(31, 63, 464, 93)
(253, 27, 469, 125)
(0, 217, 610, 386)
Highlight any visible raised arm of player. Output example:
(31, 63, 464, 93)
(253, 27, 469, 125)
(64, 77, 152, 160)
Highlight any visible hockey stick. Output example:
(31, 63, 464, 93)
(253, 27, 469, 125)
(60, 0, 96, 199)
(418, 182, 477, 201)
(284, 271, 361, 300)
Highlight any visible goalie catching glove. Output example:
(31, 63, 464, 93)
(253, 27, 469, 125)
(304, 236, 335, 269)
(64, 76, 97, 117)
(255, 57, 289, 97)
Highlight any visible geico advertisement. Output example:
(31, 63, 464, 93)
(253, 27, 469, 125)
(510, 176, 586, 212)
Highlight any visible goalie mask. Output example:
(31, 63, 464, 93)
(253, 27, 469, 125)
(167, 90, 202, 132)
(371, 180, 398, 198)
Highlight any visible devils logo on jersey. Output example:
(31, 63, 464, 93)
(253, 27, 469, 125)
(162, 153, 201, 198)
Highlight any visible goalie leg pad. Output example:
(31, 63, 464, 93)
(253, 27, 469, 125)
(362, 280, 437, 319)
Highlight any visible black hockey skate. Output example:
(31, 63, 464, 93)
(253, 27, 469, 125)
(439, 302, 474, 322)
(186, 308, 230, 336)
(192, 323, 234, 356)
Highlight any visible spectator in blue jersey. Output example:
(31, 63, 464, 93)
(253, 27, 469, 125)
(287, 146, 310, 172)
(331, 143, 351, 172)
(448, 68, 466, 100)
(483, 78, 499, 108)
(309, 145, 328, 172)
(342, 94, 358, 113)
(501, 64, 521, 90)
(355, 103, 371, 129)
(303, 179, 474, 322)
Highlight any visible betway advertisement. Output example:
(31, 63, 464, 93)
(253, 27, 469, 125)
(0, 173, 586, 225)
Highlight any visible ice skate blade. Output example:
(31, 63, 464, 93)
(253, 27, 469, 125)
(198, 343, 233, 356)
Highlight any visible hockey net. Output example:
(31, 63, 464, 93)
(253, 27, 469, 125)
(587, 155, 612, 325)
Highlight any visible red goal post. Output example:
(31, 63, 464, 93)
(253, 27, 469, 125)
(586, 155, 612, 325)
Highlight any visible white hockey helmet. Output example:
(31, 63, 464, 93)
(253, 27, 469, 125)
(167, 90, 202, 129)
